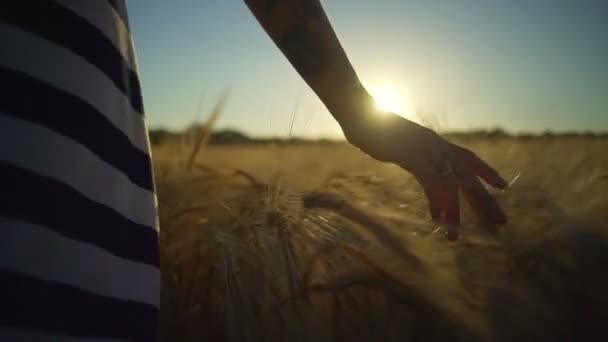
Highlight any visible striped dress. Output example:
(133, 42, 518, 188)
(0, 1, 160, 341)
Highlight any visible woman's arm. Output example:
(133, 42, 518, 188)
(244, 0, 427, 161)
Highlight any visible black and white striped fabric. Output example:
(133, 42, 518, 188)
(1, 1, 160, 341)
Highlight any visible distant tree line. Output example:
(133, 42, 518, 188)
(148, 126, 608, 146)
(442, 128, 608, 141)
(148, 127, 342, 146)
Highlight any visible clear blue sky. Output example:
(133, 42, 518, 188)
(127, 0, 608, 138)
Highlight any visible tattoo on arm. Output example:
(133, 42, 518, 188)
(263, 0, 279, 15)
(248, 0, 331, 76)
(276, 0, 329, 77)
(280, 28, 328, 77)
(245, 0, 366, 121)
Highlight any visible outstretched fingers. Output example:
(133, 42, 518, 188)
(459, 173, 507, 225)
(451, 144, 508, 190)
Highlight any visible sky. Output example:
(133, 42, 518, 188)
(126, 0, 608, 138)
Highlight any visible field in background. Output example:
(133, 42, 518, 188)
(154, 136, 608, 341)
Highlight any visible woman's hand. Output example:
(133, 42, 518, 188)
(341, 107, 508, 240)
(244, 0, 507, 240)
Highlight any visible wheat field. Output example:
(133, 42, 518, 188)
(153, 136, 608, 341)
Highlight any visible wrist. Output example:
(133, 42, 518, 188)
(326, 82, 374, 126)
(340, 108, 430, 165)
(340, 109, 397, 162)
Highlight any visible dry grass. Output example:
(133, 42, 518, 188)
(154, 136, 608, 341)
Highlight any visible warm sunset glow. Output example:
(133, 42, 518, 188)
(369, 86, 411, 118)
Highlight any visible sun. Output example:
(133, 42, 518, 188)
(369, 86, 411, 118)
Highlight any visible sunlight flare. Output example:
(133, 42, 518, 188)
(369, 85, 412, 119)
